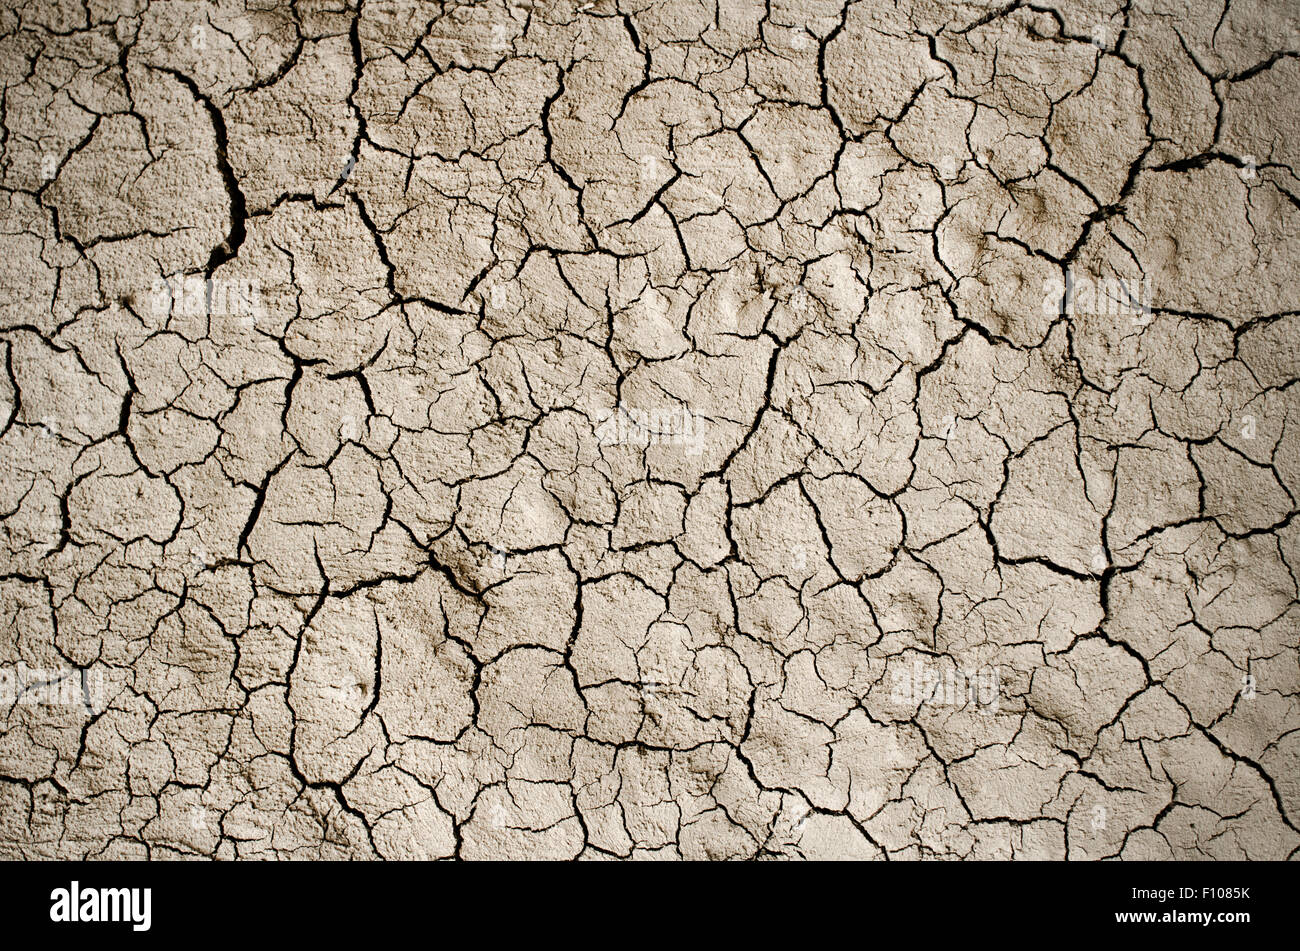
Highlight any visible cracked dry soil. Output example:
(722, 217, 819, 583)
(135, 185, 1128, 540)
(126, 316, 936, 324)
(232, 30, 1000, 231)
(1, 0, 1298, 862)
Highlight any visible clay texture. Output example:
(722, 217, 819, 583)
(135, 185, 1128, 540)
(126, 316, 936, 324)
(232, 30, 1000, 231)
(1, 0, 1298, 860)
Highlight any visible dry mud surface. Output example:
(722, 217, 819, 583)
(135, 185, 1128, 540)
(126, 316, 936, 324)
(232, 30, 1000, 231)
(1, 0, 1299, 860)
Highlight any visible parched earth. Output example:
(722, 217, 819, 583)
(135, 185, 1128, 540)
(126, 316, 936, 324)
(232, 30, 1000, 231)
(1, 0, 1298, 860)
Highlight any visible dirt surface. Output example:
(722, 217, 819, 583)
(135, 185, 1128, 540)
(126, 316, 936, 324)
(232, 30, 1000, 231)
(1, 0, 1298, 860)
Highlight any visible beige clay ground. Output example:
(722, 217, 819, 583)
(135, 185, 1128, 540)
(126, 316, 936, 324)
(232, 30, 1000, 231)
(1, 0, 1298, 859)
